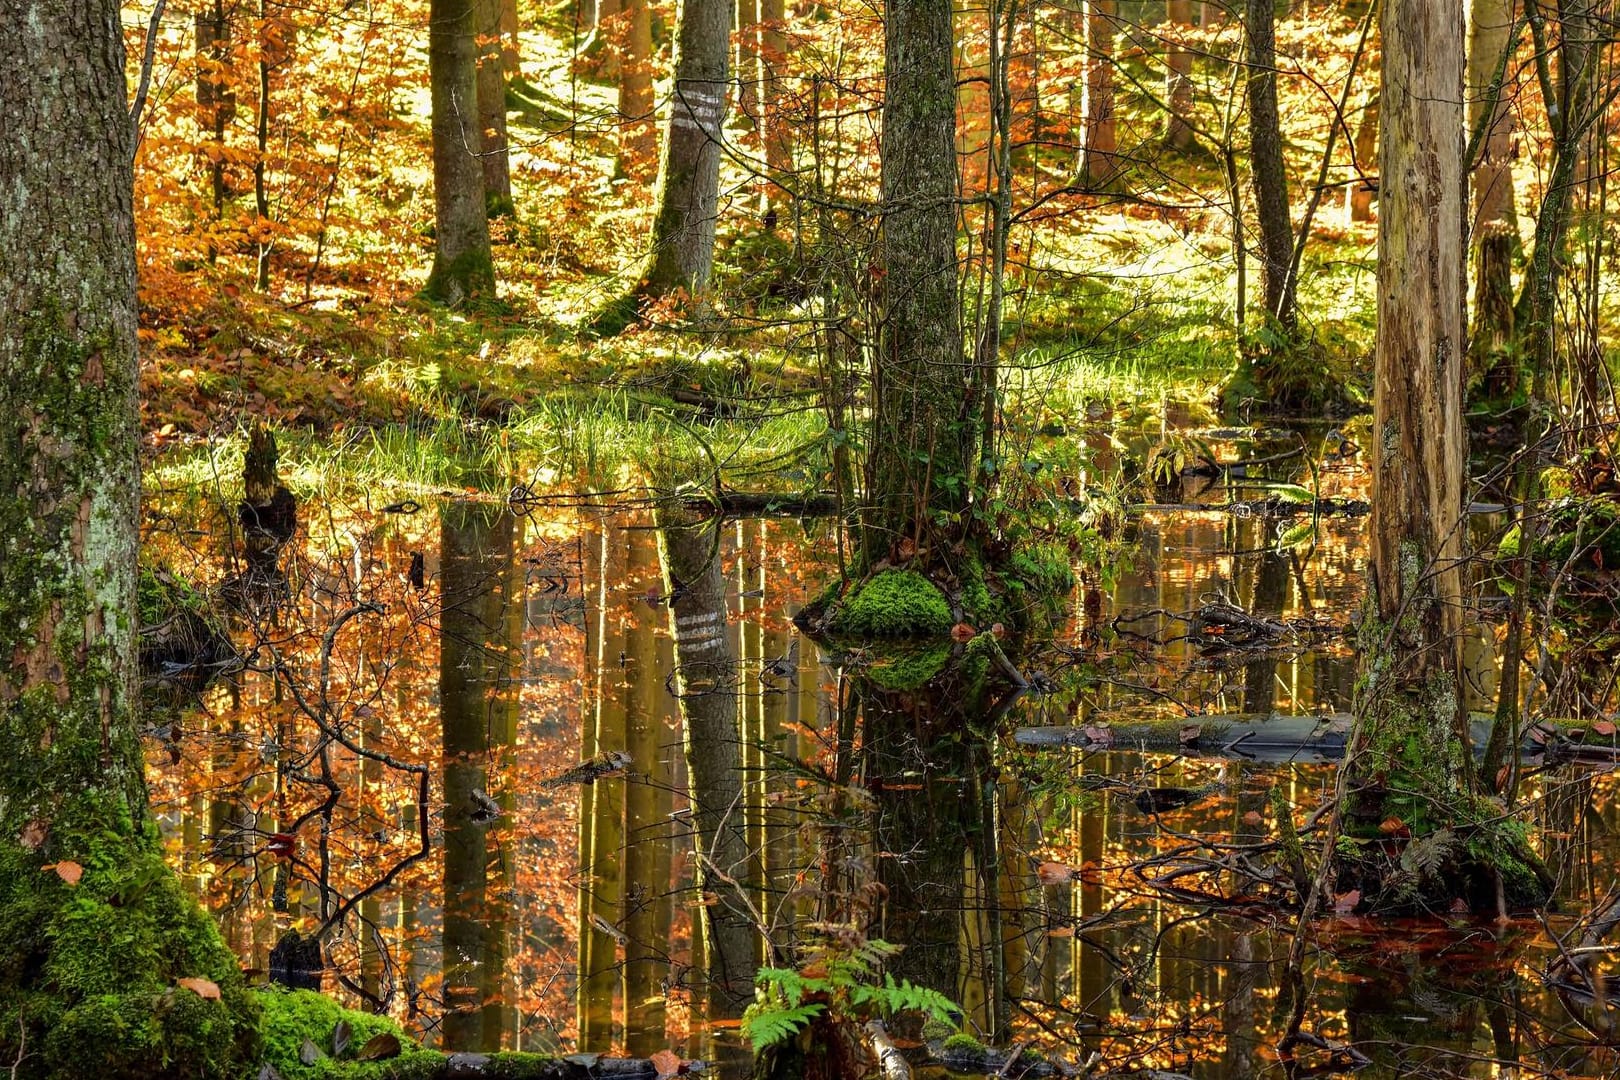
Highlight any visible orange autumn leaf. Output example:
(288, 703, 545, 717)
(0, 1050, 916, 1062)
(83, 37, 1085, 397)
(45, 860, 83, 885)
(177, 977, 222, 1000)
(650, 1049, 683, 1078)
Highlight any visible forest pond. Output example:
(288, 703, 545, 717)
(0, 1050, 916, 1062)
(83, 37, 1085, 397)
(141, 422, 1620, 1080)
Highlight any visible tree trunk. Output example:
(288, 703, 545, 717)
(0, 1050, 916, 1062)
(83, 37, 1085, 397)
(1245, 0, 1295, 327)
(1080, 0, 1117, 183)
(0, 2, 258, 1075)
(440, 503, 512, 1052)
(1164, 0, 1195, 150)
(618, 0, 656, 179)
(759, 0, 792, 197)
(477, 0, 514, 216)
(867, 0, 970, 562)
(635, 0, 731, 301)
(1347, 91, 1378, 222)
(1341, 0, 1549, 914)
(1466, 0, 1518, 388)
(656, 511, 757, 1016)
(501, 0, 521, 77)
(426, 0, 497, 304)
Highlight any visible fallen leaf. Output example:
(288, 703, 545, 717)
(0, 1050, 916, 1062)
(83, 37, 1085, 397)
(1242, 810, 1265, 826)
(1592, 720, 1617, 737)
(19, 819, 47, 851)
(332, 1019, 352, 1058)
(1036, 861, 1075, 884)
(259, 1065, 285, 1080)
(299, 1039, 322, 1066)
(950, 622, 977, 642)
(650, 1049, 682, 1079)
(1449, 897, 1470, 915)
(1332, 889, 1361, 913)
(45, 861, 83, 885)
(355, 1033, 401, 1061)
(989, 622, 1006, 638)
(1379, 816, 1410, 838)
(177, 977, 221, 1000)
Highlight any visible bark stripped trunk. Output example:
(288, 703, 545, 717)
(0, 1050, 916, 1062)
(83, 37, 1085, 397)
(867, 0, 969, 562)
(1466, 0, 1518, 388)
(477, 0, 514, 216)
(426, 0, 497, 303)
(0, 2, 257, 1073)
(1245, 0, 1295, 328)
(1164, 0, 1195, 150)
(1080, 0, 1117, 183)
(636, 0, 731, 300)
(656, 511, 757, 1016)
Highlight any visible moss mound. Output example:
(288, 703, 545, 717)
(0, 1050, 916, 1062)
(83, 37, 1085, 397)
(256, 988, 442, 1079)
(0, 794, 261, 1080)
(865, 642, 953, 691)
(830, 571, 953, 637)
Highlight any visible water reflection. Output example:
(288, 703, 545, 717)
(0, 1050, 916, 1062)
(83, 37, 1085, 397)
(140, 460, 1620, 1078)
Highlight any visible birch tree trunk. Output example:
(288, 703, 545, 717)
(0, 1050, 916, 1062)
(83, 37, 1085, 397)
(636, 0, 731, 301)
(426, 0, 496, 304)
(0, 2, 259, 1073)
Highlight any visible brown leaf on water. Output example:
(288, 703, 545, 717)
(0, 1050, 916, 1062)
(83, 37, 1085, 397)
(650, 1049, 683, 1079)
(355, 1033, 401, 1061)
(1036, 861, 1075, 885)
(176, 977, 221, 1000)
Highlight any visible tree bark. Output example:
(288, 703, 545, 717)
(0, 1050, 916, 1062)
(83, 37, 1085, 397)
(1080, 0, 1117, 183)
(635, 0, 731, 301)
(867, 0, 970, 562)
(426, 0, 497, 304)
(477, 0, 514, 216)
(1245, 0, 1295, 327)
(759, 0, 792, 197)
(618, 0, 656, 179)
(656, 511, 758, 1016)
(1347, 91, 1378, 222)
(1164, 0, 1195, 150)
(1466, 0, 1518, 386)
(0, 2, 258, 1074)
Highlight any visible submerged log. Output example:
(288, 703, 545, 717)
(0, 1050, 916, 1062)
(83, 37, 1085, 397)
(1015, 715, 1620, 764)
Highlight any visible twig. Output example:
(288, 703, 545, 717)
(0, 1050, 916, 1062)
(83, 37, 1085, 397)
(129, 0, 168, 148)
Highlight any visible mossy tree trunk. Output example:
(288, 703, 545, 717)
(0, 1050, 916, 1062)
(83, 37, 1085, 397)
(635, 0, 730, 301)
(1244, 0, 1295, 330)
(1341, 0, 1549, 912)
(426, 0, 497, 304)
(866, 0, 972, 564)
(0, 4, 260, 1076)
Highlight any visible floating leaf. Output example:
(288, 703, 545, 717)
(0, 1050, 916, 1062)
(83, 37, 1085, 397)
(650, 1048, 683, 1079)
(355, 1033, 401, 1061)
(176, 977, 220, 1000)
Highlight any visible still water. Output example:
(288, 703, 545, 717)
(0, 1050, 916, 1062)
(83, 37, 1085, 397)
(140, 429, 1620, 1079)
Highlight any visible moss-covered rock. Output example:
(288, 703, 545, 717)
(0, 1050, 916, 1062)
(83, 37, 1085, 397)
(830, 571, 953, 637)
(255, 988, 443, 1080)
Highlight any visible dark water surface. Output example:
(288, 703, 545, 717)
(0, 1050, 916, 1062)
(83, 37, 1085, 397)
(141, 429, 1620, 1079)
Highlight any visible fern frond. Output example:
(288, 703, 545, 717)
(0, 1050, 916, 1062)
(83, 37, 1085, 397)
(742, 1002, 825, 1051)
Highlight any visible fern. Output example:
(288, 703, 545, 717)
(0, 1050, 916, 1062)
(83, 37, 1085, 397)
(742, 1002, 825, 1051)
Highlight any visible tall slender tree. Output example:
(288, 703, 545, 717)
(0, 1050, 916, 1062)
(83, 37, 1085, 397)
(476, 0, 515, 216)
(1466, 0, 1518, 383)
(425, 0, 497, 303)
(1245, 0, 1295, 328)
(0, 2, 260, 1074)
(1164, 0, 1195, 150)
(1079, 0, 1118, 183)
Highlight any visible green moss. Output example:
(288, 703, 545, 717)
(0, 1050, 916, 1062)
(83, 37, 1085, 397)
(942, 1032, 987, 1054)
(421, 249, 496, 307)
(256, 988, 444, 1080)
(0, 794, 262, 1079)
(830, 571, 952, 638)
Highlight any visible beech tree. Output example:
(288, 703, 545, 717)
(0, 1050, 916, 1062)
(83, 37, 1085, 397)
(0, 2, 260, 1075)
(476, 0, 515, 215)
(1079, 0, 1117, 183)
(1245, 0, 1295, 329)
(425, 0, 497, 303)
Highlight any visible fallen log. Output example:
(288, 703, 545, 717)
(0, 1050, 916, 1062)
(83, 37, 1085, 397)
(1015, 715, 1620, 764)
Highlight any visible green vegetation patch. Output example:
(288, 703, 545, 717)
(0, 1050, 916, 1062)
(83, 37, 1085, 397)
(830, 570, 953, 637)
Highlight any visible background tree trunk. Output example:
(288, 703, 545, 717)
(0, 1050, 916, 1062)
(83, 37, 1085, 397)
(1347, 91, 1378, 222)
(1164, 0, 1195, 150)
(1080, 0, 1117, 183)
(1245, 0, 1295, 327)
(1467, 0, 1518, 386)
(867, 0, 969, 561)
(636, 0, 731, 300)
(0, 2, 258, 1073)
(426, 0, 497, 304)
(477, 0, 514, 216)
(759, 0, 792, 199)
(618, 0, 656, 178)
